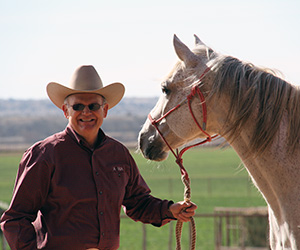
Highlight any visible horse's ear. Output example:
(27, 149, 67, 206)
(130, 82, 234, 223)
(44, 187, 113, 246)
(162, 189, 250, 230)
(194, 34, 215, 59)
(173, 34, 198, 67)
(194, 34, 205, 46)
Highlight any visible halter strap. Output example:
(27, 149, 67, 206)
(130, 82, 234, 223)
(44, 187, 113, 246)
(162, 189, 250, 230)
(148, 67, 219, 180)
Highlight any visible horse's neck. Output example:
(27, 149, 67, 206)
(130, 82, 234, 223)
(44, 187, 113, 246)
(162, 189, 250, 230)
(227, 112, 300, 220)
(226, 115, 300, 248)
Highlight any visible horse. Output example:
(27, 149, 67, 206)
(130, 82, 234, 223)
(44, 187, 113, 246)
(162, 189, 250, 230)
(138, 34, 300, 249)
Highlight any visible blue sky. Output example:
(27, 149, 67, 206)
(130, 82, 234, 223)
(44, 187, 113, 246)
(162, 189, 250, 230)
(1, 0, 299, 99)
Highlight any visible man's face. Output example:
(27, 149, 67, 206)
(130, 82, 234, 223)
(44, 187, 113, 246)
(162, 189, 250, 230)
(62, 93, 108, 141)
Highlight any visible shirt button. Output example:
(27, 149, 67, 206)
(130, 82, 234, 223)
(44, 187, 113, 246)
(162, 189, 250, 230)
(99, 191, 103, 195)
(100, 211, 104, 215)
(102, 232, 105, 236)
(95, 171, 99, 176)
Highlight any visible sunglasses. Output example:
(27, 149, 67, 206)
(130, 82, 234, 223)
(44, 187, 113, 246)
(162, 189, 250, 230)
(70, 103, 102, 111)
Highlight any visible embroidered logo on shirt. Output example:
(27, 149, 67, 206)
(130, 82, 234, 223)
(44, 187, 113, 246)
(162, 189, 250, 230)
(113, 166, 124, 172)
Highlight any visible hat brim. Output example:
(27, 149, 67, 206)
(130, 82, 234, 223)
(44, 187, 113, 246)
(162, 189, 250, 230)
(47, 82, 125, 110)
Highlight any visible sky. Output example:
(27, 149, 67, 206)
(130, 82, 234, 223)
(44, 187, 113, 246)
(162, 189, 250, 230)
(0, 0, 299, 99)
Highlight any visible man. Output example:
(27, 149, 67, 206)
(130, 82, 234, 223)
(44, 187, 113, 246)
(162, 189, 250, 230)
(1, 65, 197, 250)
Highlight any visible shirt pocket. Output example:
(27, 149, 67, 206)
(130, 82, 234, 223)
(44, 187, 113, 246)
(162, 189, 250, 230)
(111, 164, 130, 185)
(106, 164, 130, 201)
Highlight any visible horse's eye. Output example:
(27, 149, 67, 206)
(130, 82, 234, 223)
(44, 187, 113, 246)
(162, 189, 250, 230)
(162, 86, 170, 95)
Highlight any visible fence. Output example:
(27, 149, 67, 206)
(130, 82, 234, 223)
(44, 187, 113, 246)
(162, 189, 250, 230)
(118, 208, 269, 250)
(214, 207, 269, 250)
(0, 175, 265, 250)
(120, 210, 269, 250)
(0, 209, 269, 250)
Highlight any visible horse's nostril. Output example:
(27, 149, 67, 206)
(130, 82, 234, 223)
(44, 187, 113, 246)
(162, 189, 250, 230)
(138, 132, 148, 148)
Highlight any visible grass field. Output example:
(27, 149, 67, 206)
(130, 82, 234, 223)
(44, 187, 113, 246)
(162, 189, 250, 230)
(0, 147, 267, 250)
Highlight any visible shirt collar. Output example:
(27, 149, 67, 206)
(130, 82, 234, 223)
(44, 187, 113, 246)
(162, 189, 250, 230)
(65, 125, 106, 150)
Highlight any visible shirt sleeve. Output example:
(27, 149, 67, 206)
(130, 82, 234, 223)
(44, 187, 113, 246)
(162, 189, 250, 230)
(122, 153, 175, 227)
(0, 145, 52, 250)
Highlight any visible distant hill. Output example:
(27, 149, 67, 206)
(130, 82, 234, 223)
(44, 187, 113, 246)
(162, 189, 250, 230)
(0, 97, 158, 151)
(0, 97, 224, 152)
(0, 97, 158, 117)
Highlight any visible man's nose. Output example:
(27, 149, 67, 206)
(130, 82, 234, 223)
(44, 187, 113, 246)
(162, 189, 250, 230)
(82, 106, 91, 114)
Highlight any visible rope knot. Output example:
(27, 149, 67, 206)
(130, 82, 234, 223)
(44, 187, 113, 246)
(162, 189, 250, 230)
(175, 157, 183, 166)
(187, 85, 198, 100)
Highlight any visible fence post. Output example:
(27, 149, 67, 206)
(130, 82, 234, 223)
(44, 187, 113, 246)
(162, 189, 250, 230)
(215, 212, 222, 250)
(169, 221, 173, 250)
(1, 230, 7, 250)
(142, 224, 147, 250)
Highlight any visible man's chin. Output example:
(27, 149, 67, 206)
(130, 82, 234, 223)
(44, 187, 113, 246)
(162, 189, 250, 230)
(76, 125, 98, 136)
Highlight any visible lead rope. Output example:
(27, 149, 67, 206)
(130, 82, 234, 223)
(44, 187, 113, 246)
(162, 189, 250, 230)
(175, 171, 196, 250)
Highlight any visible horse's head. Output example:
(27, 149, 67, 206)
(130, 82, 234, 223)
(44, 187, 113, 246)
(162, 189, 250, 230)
(138, 35, 220, 161)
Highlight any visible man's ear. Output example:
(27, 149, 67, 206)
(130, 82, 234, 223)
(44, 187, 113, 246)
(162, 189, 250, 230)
(103, 103, 109, 118)
(62, 104, 69, 119)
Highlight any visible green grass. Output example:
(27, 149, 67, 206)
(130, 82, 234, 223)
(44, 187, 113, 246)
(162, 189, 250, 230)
(0, 147, 267, 250)
(0, 152, 22, 204)
(118, 147, 266, 250)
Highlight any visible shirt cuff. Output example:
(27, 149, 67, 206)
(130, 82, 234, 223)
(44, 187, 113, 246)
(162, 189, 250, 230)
(162, 200, 176, 220)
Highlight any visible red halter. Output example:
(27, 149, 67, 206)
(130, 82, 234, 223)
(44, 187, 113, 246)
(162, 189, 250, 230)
(148, 67, 219, 181)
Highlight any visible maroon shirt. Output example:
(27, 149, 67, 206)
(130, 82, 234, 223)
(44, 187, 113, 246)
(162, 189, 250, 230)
(1, 126, 174, 250)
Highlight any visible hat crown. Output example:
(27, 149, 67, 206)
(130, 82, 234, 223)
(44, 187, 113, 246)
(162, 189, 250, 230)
(69, 65, 103, 91)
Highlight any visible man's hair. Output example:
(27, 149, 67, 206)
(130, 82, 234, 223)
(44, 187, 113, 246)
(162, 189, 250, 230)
(64, 94, 107, 105)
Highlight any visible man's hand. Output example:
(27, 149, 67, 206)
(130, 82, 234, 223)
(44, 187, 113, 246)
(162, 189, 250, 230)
(169, 201, 197, 222)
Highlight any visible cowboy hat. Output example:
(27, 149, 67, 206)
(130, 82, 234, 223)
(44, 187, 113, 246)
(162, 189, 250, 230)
(47, 65, 125, 110)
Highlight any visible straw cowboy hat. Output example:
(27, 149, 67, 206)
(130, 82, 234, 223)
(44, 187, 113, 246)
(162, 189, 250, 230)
(47, 65, 125, 110)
